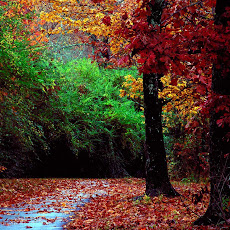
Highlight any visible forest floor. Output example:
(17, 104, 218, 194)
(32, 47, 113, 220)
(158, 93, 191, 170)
(0, 178, 227, 229)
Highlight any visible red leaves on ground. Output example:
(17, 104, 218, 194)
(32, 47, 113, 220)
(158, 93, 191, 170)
(65, 178, 215, 230)
(0, 178, 226, 229)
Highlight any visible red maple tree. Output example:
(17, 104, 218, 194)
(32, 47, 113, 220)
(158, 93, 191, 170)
(115, 0, 229, 225)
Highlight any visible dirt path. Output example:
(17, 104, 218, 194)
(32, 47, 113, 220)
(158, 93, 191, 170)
(0, 179, 108, 229)
(1, 178, 217, 229)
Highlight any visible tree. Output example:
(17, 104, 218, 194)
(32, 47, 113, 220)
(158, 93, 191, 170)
(119, 0, 230, 222)
(36, 0, 137, 65)
(32, 1, 229, 212)
(194, 0, 230, 225)
(130, 0, 180, 197)
(143, 73, 179, 197)
(120, 73, 210, 180)
(36, 0, 179, 196)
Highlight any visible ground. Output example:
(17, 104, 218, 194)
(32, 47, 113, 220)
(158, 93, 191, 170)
(0, 178, 228, 229)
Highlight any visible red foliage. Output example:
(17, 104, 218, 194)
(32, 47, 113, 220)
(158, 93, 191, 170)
(170, 77, 178, 86)
(0, 1, 7, 6)
(65, 178, 213, 229)
(117, 0, 230, 130)
(102, 15, 111, 26)
(91, 0, 103, 3)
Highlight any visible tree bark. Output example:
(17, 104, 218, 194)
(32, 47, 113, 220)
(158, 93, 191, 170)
(194, 0, 230, 225)
(144, 73, 179, 197)
(143, 0, 179, 197)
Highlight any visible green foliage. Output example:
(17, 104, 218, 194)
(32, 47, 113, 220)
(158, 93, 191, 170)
(0, 2, 144, 177)
(53, 58, 145, 157)
(222, 195, 230, 212)
(143, 194, 152, 204)
(0, 2, 55, 153)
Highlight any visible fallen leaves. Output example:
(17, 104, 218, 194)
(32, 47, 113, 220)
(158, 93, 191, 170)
(0, 178, 226, 229)
(0, 178, 109, 227)
(65, 178, 219, 230)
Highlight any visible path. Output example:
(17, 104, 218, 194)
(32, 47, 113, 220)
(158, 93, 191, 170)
(0, 179, 108, 229)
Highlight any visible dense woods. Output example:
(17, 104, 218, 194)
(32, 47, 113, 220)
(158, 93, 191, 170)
(0, 0, 229, 228)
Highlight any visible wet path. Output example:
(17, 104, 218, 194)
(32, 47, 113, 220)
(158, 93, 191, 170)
(0, 179, 108, 229)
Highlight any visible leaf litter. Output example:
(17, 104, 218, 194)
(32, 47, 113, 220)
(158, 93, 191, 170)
(0, 178, 227, 229)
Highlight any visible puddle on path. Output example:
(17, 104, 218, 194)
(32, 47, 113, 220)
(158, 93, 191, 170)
(0, 180, 108, 229)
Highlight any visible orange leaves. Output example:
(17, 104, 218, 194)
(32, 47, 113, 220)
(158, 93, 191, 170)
(30, 0, 139, 63)
(28, 31, 49, 46)
(65, 178, 211, 229)
(0, 166, 7, 173)
(0, 178, 216, 229)
(1, 0, 49, 49)
(120, 75, 143, 99)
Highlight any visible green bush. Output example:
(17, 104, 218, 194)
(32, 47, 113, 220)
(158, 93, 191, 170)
(0, 2, 145, 177)
(50, 59, 145, 176)
(0, 1, 55, 153)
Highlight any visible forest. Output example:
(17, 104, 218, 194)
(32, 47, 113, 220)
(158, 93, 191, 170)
(0, 0, 229, 229)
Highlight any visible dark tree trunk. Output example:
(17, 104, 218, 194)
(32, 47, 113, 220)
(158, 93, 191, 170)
(143, 0, 179, 197)
(144, 73, 179, 197)
(194, 0, 230, 225)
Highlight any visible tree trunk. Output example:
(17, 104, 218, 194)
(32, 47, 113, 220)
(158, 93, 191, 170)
(143, 0, 179, 197)
(194, 0, 230, 225)
(144, 73, 179, 197)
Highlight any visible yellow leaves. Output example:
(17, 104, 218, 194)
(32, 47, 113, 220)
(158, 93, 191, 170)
(110, 38, 129, 55)
(61, 6, 69, 13)
(40, 11, 62, 23)
(29, 0, 137, 57)
(39, 11, 48, 20)
(120, 75, 143, 99)
(52, 27, 63, 34)
(160, 74, 170, 85)
(83, 18, 89, 23)
(17, 0, 39, 6)
(96, 12, 104, 19)
(159, 74, 205, 129)
(119, 89, 126, 97)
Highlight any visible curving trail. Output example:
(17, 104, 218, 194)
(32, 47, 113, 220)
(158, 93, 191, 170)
(0, 179, 108, 229)
(0, 178, 216, 229)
